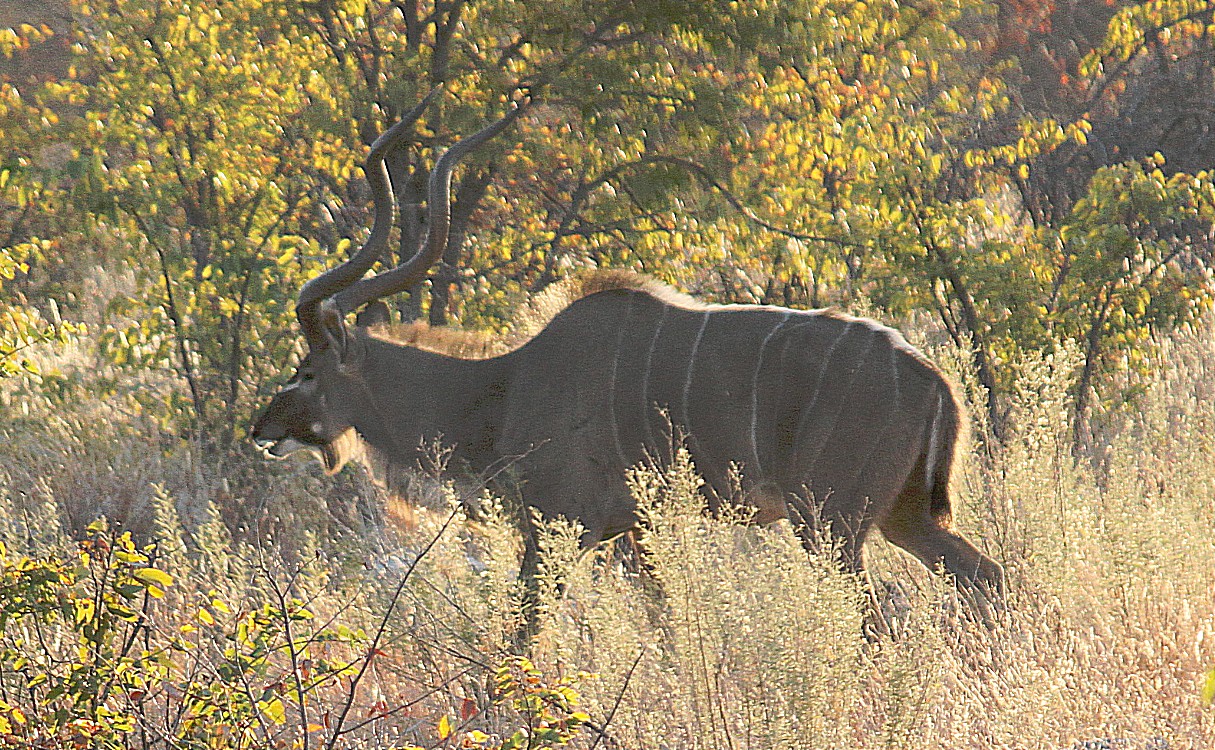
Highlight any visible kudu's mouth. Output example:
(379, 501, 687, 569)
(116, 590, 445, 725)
(254, 435, 342, 473)
(255, 435, 308, 458)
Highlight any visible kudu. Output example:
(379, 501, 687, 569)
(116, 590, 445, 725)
(252, 97, 1005, 620)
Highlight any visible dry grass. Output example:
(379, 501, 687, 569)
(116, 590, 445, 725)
(1, 309, 1213, 748)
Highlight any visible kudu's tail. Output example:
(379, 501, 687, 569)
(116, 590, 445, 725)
(924, 384, 964, 521)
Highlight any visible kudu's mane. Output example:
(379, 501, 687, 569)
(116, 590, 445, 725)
(368, 320, 508, 359)
(367, 269, 705, 358)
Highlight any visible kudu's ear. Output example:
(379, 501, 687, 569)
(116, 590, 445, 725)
(356, 300, 391, 327)
(318, 300, 350, 362)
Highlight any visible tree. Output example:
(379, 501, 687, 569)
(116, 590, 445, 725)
(15, 0, 1213, 465)
(983, 0, 1215, 444)
(0, 23, 82, 378)
(59, 0, 345, 449)
(1050, 159, 1214, 450)
(51, 0, 1015, 450)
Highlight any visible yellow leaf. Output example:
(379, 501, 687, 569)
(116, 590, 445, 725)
(197, 608, 215, 625)
(437, 714, 453, 740)
(261, 698, 286, 724)
(133, 567, 173, 589)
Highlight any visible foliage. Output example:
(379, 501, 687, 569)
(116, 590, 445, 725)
(0, 240, 83, 377)
(261, 0, 1003, 326)
(18, 0, 1060, 448)
(420, 657, 591, 750)
(52, 0, 344, 448)
(24, 0, 1016, 440)
(1050, 159, 1215, 443)
(0, 520, 171, 748)
(0, 0, 1213, 456)
(6, 1, 1215, 731)
(919, 156, 1215, 442)
(4, 309, 1215, 745)
(0, 508, 599, 749)
(0, 23, 84, 378)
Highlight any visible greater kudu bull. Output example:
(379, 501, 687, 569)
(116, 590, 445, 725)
(252, 97, 1005, 618)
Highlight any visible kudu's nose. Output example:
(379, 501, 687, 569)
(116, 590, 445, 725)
(251, 414, 285, 445)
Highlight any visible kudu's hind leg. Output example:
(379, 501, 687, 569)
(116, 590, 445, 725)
(879, 485, 1005, 623)
(786, 493, 889, 636)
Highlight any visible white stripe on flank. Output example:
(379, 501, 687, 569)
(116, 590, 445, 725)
(803, 320, 855, 417)
(750, 311, 794, 475)
(842, 336, 899, 491)
(641, 306, 668, 448)
(925, 390, 944, 496)
(681, 311, 712, 428)
(796, 322, 874, 474)
(890, 345, 901, 411)
(607, 294, 635, 468)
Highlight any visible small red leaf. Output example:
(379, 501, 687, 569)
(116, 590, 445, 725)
(460, 697, 477, 721)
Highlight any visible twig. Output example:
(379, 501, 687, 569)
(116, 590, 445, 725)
(336, 664, 479, 737)
(324, 507, 462, 749)
(587, 647, 645, 750)
(264, 558, 314, 750)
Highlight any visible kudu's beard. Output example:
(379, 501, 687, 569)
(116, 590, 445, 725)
(270, 429, 413, 499)
(315, 429, 363, 473)
(264, 428, 466, 533)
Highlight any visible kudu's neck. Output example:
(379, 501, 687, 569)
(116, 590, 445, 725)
(350, 335, 508, 469)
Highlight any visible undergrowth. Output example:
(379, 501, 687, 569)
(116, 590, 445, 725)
(0, 315, 1213, 748)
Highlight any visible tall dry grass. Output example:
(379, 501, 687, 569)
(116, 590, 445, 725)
(0, 304, 1213, 748)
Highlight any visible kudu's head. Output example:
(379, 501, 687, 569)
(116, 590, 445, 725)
(252, 92, 527, 472)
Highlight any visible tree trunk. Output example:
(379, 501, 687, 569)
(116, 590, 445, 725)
(428, 165, 495, 326)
